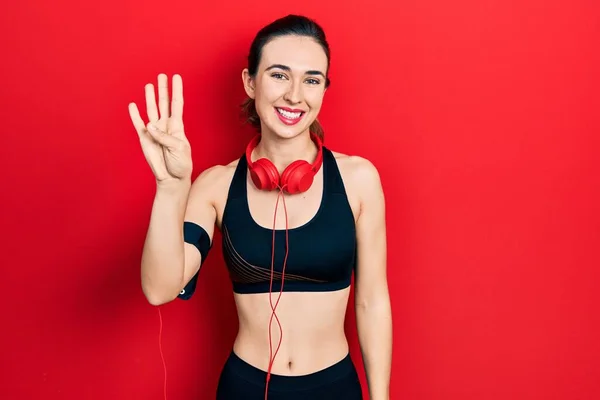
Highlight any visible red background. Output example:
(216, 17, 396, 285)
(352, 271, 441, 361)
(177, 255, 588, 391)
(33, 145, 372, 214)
(1, 0, 599, 399)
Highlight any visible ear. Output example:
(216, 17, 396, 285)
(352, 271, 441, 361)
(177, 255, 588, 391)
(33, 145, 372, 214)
(242, 68, 256, 99)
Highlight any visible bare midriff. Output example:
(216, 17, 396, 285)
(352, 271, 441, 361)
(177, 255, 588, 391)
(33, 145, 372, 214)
(232, 287, 352, 376)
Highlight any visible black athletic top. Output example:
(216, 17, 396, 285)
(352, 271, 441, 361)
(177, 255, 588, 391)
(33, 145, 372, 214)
(222, 146, 356, 294)
(178, 146, 356, 299)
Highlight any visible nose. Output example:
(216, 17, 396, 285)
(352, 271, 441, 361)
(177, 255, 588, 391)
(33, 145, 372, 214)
(283, 80, 303, 104)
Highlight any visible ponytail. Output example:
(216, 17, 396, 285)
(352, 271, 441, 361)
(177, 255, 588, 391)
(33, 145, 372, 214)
(241, 98, 325, 142)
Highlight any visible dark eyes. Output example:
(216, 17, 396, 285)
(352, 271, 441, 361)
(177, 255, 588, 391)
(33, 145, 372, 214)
(271, 72, 321, 85)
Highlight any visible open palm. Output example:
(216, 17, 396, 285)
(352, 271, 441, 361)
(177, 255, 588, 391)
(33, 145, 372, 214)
(128, 74, 192, 183)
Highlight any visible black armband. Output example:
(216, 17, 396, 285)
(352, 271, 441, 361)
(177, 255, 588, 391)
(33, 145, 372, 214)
(177, 221, 212, 300)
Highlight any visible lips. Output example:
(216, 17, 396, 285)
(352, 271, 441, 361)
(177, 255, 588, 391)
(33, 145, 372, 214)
(275, 107, 305, 126)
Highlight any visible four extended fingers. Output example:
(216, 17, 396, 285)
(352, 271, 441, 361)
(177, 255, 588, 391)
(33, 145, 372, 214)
(131, 73, 183, 137)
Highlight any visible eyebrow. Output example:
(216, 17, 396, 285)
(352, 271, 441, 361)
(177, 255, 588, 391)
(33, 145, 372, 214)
(265, 64, 326, 78)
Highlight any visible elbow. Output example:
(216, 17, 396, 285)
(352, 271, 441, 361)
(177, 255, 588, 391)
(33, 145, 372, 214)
(355, 291, 392, 314)
(142, 283, 178, 306)
(355, 293, 376, 311)
(145, 294, 173, 307)
(144, 291, 177, 306)
(141, 267, 183, 306)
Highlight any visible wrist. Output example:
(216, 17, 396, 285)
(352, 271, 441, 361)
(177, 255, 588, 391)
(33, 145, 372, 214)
(155, 177, 191, 196)
(370, 388, 390, 400)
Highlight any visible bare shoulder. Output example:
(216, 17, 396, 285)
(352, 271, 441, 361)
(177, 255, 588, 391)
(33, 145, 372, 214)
(330, 150, 383, 190)
(188, 158, 240, 203)
(329, 150, 384, 222)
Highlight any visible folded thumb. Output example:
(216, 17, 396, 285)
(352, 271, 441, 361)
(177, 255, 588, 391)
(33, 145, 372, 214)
(147, 125, 178, 148)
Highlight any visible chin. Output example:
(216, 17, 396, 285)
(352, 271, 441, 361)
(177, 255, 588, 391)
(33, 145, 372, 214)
(269, 126, 307, 140)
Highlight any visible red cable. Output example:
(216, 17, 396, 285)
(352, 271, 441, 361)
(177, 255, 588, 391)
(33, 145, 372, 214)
(157, 306, 168, 400)
(265, 185, 290, 400)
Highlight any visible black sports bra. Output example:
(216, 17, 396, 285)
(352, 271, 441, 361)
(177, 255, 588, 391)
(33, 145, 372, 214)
(220, 146, 356, 294)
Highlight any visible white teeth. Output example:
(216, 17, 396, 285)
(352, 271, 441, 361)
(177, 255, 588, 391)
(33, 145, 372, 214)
(277, 108, 302, 119)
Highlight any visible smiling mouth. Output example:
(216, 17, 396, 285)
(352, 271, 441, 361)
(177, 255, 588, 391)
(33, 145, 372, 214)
(274, 107, 306, 125)
(276, 107, 304, 119)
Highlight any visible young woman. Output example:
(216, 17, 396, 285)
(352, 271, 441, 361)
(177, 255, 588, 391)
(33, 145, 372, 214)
(128, 14, 392, 400)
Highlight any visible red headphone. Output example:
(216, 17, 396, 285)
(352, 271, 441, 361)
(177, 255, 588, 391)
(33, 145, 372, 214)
(245, 132, 324, 194)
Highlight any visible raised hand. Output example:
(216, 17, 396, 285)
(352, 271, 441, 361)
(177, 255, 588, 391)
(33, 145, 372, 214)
(128, 73, 193, 184)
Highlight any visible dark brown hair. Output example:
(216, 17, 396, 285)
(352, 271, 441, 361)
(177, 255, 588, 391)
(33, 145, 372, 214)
(241, 14, 331, 141)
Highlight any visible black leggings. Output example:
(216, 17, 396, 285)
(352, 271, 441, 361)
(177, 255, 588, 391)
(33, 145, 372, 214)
(216, 351, 363, 399)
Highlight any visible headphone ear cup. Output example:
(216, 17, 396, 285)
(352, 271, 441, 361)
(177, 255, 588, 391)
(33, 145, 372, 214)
(281, 160, 315, 194)
(251, 158, 281, 191)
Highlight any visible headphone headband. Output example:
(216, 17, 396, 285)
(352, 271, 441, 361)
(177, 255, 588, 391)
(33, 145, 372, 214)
(245, 132, 324, 194)
(245, 132, 324, 172)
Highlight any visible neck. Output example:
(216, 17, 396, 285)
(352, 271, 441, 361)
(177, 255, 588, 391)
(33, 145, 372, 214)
(254, 130, 317, 173)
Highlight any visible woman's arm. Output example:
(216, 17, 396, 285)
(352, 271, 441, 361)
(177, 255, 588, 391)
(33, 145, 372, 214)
(353, 157, 392, 400)
(140, 166, 220, 305)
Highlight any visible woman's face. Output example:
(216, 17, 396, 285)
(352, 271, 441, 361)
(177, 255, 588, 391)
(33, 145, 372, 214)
(243, 35, 328, 139)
